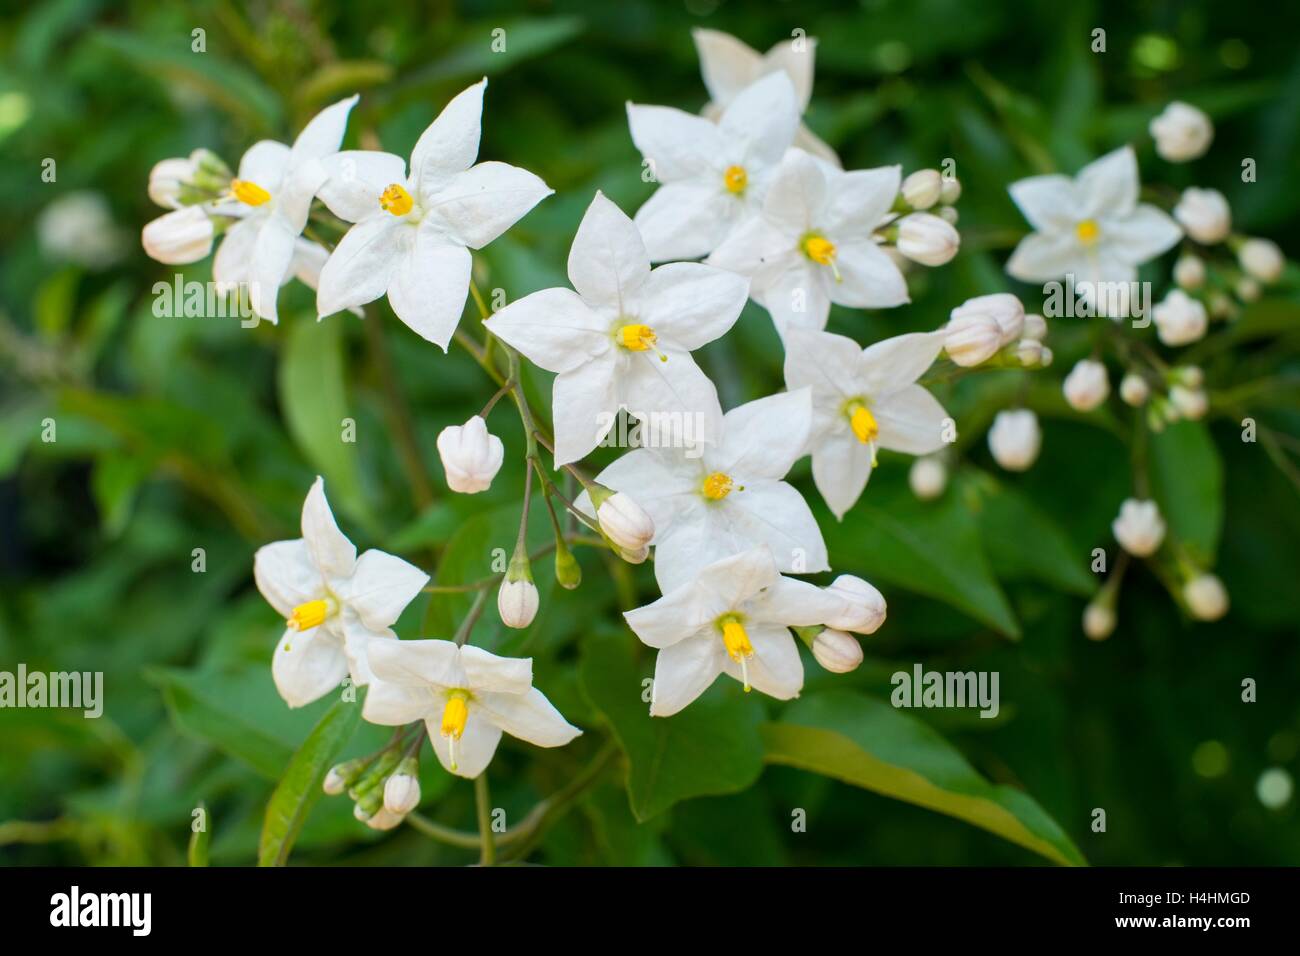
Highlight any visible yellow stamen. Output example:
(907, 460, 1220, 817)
(619, 323, 660, 354)
(231, 179, 271, 206)
(286, 599, 329, 632)
(702, 472, 734, 501)
(723, 165, 748, 195)
(380, 182, 414, 217)
(802, 234, 837, 266)
(440, 692, 469, 772)
(720, 618, 755, 692)
(848, 402, 879, 444)
(1075, 219, 1100, 245)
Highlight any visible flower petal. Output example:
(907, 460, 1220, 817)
(362, 673, 433, 725)
(718, 72, 799, 167)
(626, 102, 724, 181)
(317, 151, 408, 223)
(783, 326, 860, 407)
(692, 28, 761, 105)
(300, 476, 357, 579)
(290, 94, 358, 164)
(213, 217, 258, 292)
(715, 388, 811, 479)
(426, 711, 502, 778)
(825, 166, 900, 235)
(1008, 174, 1078, 232)
(483, 287, 610, 374)
(764, 149, 830, 232)
(567, 192, 650, 311)
(316, 215, 404, 319)
(751, 575, 846, 627)
(237, 140, 291, 192)
(477, 687, 581, 747)
(368, 638, 463, 689)
(410, 79, 485, 191)
(636, 262, 748, 350)
(272, 627, 348, 708)
(761, 263, 830, 334)
(620, 350, 724, 448)
(719, 622, 802, 698)
(624, 578, 720, 649)
(832, 238, 909, 308)
(253, 538, 322, 619)
(633, 181, 735, 262)
(552, 357, 621, 466)
(874, 384, 951, 455)
(1077, 146, 1138, 219)
(247, 218, 297, 324)
(858, 330, 945, 397)
(1006, 230, 1079, 282)
(459, 645, 534, 695)
(343, 549, 430, 630)
(387, 231, 471, 349)
(763, 37, 816, 109)
(424, 161, 552, 250)
(650, 635, 725, 717)
(722, 481, 828, 575)
(811, 429, 872, 519)
(1104, 204, 1182, 265)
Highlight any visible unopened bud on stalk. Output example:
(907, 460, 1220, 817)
(619, 544, 650, 565)
(142, 206, 214, 264)
(1119, 373, 1150, 407)
(1022, 313, 1047, 341)
(940, 176, 962, 205)
(383, 757, 421, 814)
(909, 456, 947, 501)
(1238, 238, 1284, 283)
(951, 293, 1024, 347)
(896, 213, 960, 266)
(1083, 600, 1116, 641)
(988, 409, 1041, 472)
(811, 628, 864, 673)
(436, 415, 504, 494)
(1063, 359, 1110, 412)
(594, 488, 654, 552)
(943, 312, 1002, 367)
(901, 169, 944, 210)
(1112, 498, 1166, 558)
(498, 546, 538, 629)
(1014, 338, 1045, 368)
(1174, 187, 1231, 244)
(1235, 277, 1261, 303)
(1149, 101, 1213, 163)
(1184, 572, 1229, 621)
(823, 575, 887, 635)
(1153, 289, 1208, 347)
(1168, 384, 1208, 420)
(364, 807, 406, 831)
(554, 541, 582, 589)
(1173, 253, 1206, 290)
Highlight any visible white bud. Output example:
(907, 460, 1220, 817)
(1111, 498, 1166, 557)
(1022, 313, 1047, 341)
(323, 767, 347, 795)
(938, 205, 959, 225)
(1039, 345, 1054, 367)
(951, 293, 1024, 346)
(943, 312, 1002, 367)
(597, 491, 654, 551)
(365, 807, 406, 831)
(1083, 601, 1116, 641)
(1149, 101, 1213, 162)
(1235, 276, 1261, 302)
(1238, 238, 1284, 283)
(1168, 384, 1208, 420)
(148, 157, 197, 209)
(1173, 187, 1231, 245)
(811, 629, 864, 674)
(1152, 289, 1208, 347)
(987, 408, 1041, 472)
(1119, 372, 1150, 406)
(497, 578, 539, 629)
(1173, 253, 1206, 290)
(1063, 359, 1110, 412)
(141, 206, 213, 265)
(436, 415, 504, 494)
(1175, 365, 1204, 388)
(901, 169, 943, 210)
(909, 456, 947, 501)
(939, 176, 962, 205)
(823, 575, 887, 635)
(384, 773, 421, 815)
(896, 212, 960, 266)
(619, 543, 650, 565)
(1184, 573, 1228, 621)
(1014, 338, 1044, 367)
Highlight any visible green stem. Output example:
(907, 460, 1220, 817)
(475, 774, 497, 866)
(362, 306, 434, 511)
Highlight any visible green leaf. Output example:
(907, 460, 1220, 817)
(579, 631, 764, 821)
(762, 691, 1085, 866)
(827, 480, 1020, 638)
(278, 316, 369, 527)
(258, 697, 361, 867)
(1148, 421, 1224, 562)
(91, 452, 153, 538)
(188, 802, 210, 867)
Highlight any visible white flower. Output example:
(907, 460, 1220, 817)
(205, 95, 358, 323)
(1174, 253, 1206, 289)
(622, 548, 849, 714)
(943, 311, 1000, 367)
(253, 477, 430, 708)
(141, 205, 214, 265)
(148, 149, 231, 209)
(1006, 147, 1181, 309)
(1183, 573, 1228, 621)
(628, 72, 799, 261)
(909, 455, 947, 500)
(987, 409, 1041, 472)
(39, 192, 126, 269)
(383, 762, 421, 814)
(587, 389, 828, 593)
(1149, 102, 1213, 163)
(595, 491, 655, 553)
(484, 192, 745, 465)
(1063, 358, 1110, 411)
(364, 640, 581, 778)
(436, 415, 504, 494)
(1112, 498, 1166, 557)
(1169, 384, 1208, 420)
(1238, 238, 1284, 283)
(951, 293, 1024, 346)
(823, 574, 887, 634)
(1153, 289, 1208, 346)
(708, 149, 907, 337)
(896, 212, 960, 266)
(149, 157, 198, 209)
(1083, 601, 1116, 640)
(901, 169, 943, 210)
(811, 629, 863, 673)
(498, 578, 539, 629)
(783, 326, 948, 518)
(691, 28, 838, 165)
(1173, 187, 1231, 245)
(1119, 372, 1150, 406)
(316, 80, 551, 348)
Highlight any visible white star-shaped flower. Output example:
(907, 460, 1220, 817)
(692, 28, 839, 166)
(210, 95, 358, 323)
(586, 388, 828, 593)
(363, 640, 581, 779)
(483, 191, 747, 466)
(708, 149, 907, 338)
(253, 477, 429, 708)
(315, 79, 552, 349)
(783, 326, 948, 519)
(623, 548, 849, 715)
(627, 71, 799, 261)
(1006, 146, 1181, 305)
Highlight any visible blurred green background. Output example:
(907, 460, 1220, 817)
(2, 0, 1298, 866)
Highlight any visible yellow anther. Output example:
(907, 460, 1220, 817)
(802, 234, 837, 266)
(619, 324, 658, 351)
(702, 472, 734, 501)
(720, 618, 755, 692)
(1075, 218, 1100, 245)
(848, 402, 879, 445)
(379, 183, 414, 217)
(723, 165, 748, 194)
(440, 693, 469, 740)
(231, 179, 271, 207)
(286, 599, 329, 632)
